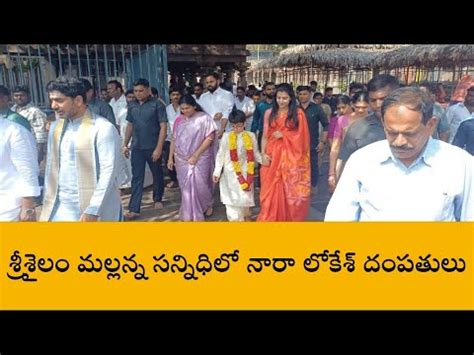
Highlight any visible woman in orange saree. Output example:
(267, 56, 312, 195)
(257, 83, 311, 221)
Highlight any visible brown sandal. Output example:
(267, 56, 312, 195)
(124, 211, 140, 220)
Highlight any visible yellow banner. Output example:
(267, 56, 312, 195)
(0, 222, 472, 310)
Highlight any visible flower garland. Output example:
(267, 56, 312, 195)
(229, 131, 255, 191)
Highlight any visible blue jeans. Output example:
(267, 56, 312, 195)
(128, 148, 164, 213)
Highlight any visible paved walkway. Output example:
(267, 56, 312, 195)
(121, 149, 331, 222)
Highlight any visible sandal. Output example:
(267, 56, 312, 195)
(166, 181, 178, 188)
(124, 211, 140, 220)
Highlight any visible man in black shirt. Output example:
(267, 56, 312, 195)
(297, 85, 329, 189)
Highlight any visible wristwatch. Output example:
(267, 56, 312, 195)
(23, 208, 35, 216)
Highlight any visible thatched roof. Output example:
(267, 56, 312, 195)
(249, 44, 474, 73)
(250, 44, 403, 71)
(374, 44, 474, 69)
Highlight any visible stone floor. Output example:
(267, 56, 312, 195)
(121, 149, 332, 222)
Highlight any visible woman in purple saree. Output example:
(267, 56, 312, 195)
(167, 95, 217, 221)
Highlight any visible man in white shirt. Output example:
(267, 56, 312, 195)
(11, 85, 48, 163)
(108, 80, 132, 189)
(325, 87, 473, 221)
(192, 82, 204, 102)
(198, 72, 234, 139)
(445, 86, 474, 142)
(234, 86, 256, 131)
(0, 116, 40, 221)
(164, 86, 181, 188)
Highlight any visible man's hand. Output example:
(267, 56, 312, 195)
(152, 147, 162, 162)
(328, 175, 337, 193)
(167, 160, 174, 170)
(217, 130, 225, 139)
(212, 175, 220, 183)
(316, 142, 325, 153)
(80, 213, 99, 222)
(20, 208, 36, 222)
(122, 145, 130, 158)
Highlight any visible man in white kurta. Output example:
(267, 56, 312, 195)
(41, 77, 122, 222)
(233, 86, 256, 132)
(0, 118, 40, 221)
(198, 73, 234, 139)
(213, 114, 262, 221)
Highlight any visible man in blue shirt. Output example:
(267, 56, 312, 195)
(325, 87, 473, 221)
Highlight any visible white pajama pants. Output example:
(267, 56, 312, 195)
(225, 205, 250, 222)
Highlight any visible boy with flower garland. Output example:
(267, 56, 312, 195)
(213, 110, 263, 221)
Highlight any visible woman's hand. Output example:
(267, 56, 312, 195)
(188, 154, 198, 165)
(262, 153, 271, 166)
(272, 131, 283, 139)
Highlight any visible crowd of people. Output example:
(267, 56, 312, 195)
(1, 71, 472, 222)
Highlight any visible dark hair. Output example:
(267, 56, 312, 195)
(133, 78, 150, 88)
(150, 87, 158, 96)
(313, 92, 323, 99)
(367, 74, 399, 93)
(310, 80, 317, 86)
(178, 94, 203, 112)
(336, 95, 351, 106)
(46, 76, 87, 102)
(351, 91, 369, 104)
(325, 87, 333, 92)
(262, 82, 275, 90)
(248, 84, 256, 90)
(296, 85, 311, 93)
(381, 87, 433, 125)
(169, 86, 181, 95)
(349, 82, 366, 93)
(468, 86, 474, 93)
(13, 85, 30, 95)
(229, 109, 246, 124)
(0, 85, 10, 97)
(107, 80, 123, 92)
(236, 86, 246, 93)
(269, 83, 299, 129)
(193, 82, 204, 89)
(205, 72, 219, 81)
(125, 89, 134, 96)
(79, 78, 93, 92)
(418, 81, 436, 94)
